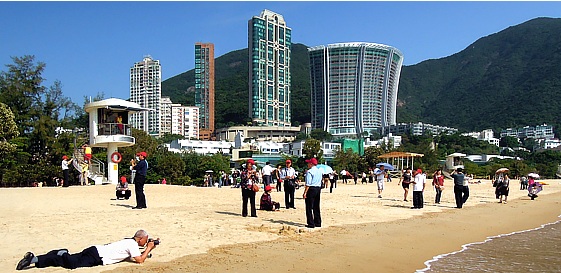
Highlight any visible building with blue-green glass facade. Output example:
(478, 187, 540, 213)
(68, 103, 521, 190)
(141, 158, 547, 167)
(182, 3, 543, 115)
(194, 42, 214, 140)
(248, 9, 291, 127)
(308, 42, 403, 138)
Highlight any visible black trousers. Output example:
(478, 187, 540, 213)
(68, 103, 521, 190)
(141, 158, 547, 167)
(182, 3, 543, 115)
(241, 188, 257, 217)
(413, 191, 424, 208)
(454, 185, 469, 208)
(330, 178, 336, 193)
(116, 189, 131, 199)
(435, 187, 443, 203)
(63, 169, 70, 187)
(134, 174, 147, 208)
(305, 186, 322, 227)
(36, 246, 102, 269)
(284, 182, 295, 208)
(276, 179, 282, 191)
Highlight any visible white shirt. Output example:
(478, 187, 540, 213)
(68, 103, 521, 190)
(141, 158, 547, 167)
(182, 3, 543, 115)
(413, 173, 426, 191)
(95, 238, 141, 265)
(280, 167, 296, 180)
(261, 164, 274, 176)
(374, 168, 385, 181)
(62, 160, 70, 170)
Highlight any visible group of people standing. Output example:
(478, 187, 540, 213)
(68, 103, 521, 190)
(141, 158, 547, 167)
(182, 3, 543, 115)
(397, 167, 468, 209)
(239, 158, 322, 229)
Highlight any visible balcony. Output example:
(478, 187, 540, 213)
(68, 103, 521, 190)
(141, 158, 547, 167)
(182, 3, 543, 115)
(93, 123, 135, 148)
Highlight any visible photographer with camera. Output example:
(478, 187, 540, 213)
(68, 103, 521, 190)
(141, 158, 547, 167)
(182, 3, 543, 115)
(16, 229, 159, 270)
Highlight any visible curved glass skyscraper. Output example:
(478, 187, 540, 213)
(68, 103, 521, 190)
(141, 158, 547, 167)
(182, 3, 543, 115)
(308, 42, 403, 137)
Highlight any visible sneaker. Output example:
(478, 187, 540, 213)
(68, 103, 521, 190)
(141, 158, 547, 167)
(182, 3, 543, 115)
(16, 252, 34, 270)
(378, 195, 382, 198)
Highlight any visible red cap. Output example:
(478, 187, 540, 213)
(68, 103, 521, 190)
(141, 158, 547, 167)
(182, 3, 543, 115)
(62, 155, 68, 160)
(305, 158, 318, 165)
(416, 169, 422, 174)
(285, 159, 291, 163)
(120, 176, 127, 183)
(265, 185, 272, 192)
(136, 151, 147, 158)
(247, 159, 255, 165)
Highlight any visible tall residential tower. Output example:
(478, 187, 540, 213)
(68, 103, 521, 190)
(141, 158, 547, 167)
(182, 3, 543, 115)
(195, 42, 215, 140)
(248, 9, 291, 127)
(308, 42, 403, 138)
(130, 56, 162, 137)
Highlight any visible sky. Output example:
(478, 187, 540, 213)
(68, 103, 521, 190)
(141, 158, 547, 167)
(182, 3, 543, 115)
(1, 1, 561, 106)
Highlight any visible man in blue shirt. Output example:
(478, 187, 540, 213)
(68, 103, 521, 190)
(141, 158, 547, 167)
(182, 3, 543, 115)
(304, 158, 322, 228)
(132, 151, 148, 209)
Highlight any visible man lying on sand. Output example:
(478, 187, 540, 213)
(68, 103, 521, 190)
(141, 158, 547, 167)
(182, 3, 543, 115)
(16, 229, 158, 270)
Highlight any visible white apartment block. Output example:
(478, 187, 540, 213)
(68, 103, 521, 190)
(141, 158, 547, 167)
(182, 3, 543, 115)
(171, 105, 199, 139)
(160, 96, 173, 135)
(130, 56, 161, 137)
(500, 124, 554, 140)
(281, 141, 341, 158)
(462, 129, 500, 147)
(168, 139, 233, 154)
(365, 133, 402, 149)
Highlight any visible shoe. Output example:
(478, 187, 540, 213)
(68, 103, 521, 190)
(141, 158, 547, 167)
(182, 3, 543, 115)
(251, 215, 257, 217)
(16, 252, 34, 270)
(305, 225, 315, 228)
(378, 195, 382, 198)
(132, 207, 143, 209)
(404, 199, 408, 202)
(291, 207, 297, 209)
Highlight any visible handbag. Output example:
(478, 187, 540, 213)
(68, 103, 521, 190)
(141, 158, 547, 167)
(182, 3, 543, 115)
(252, 183, 260, 192)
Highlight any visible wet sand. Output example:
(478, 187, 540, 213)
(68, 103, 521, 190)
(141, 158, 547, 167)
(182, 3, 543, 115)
(2, 179, 560, 273)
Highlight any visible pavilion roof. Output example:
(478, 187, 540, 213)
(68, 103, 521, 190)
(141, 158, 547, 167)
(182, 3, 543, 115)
(377, 151, 424, 159)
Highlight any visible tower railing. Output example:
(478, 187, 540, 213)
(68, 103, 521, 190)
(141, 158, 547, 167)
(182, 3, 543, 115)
(97, 123, 133, 136)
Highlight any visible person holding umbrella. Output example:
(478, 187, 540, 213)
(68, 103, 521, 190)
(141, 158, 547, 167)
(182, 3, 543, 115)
(374, 163, 392, 198)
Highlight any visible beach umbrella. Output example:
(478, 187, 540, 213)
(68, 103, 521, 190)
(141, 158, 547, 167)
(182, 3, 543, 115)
(528, 173, 540, 178)
(376, 162, 395, 171)
(316, 164, 334, 174)
(495, 168, 509, 173)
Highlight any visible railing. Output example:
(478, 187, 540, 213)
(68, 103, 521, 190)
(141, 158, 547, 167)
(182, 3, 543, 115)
(97, 123, 133, 136)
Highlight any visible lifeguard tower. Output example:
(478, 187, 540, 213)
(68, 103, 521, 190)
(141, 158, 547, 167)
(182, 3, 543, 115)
(83, 98, 149, 185)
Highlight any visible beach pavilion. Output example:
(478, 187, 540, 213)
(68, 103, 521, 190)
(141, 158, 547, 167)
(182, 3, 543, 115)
(377, 151, 424, 175)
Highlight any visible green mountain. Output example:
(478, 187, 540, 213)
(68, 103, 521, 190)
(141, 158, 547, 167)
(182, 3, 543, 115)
(162, 17, 561, 134)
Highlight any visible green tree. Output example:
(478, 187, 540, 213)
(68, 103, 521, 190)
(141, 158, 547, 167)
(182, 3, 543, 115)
(309, 129, 333, 142)
(499, 136, 520, 148)
(0, 103, 19, 183)
(302, 138, 324, 163)
(333, 148, 361, 174)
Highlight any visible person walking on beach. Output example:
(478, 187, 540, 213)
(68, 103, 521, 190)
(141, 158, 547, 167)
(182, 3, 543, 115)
(452, 168, 469, 208)
(497, 174, 510, 204)
(275, 165, 282, 192)
(304, 158, 322, 228)
(374, 165, 386, 198)
(79, 160, 89, 186)
(131, 151, 148, 209)
(261, 161, 274, 187)
(280, 159, 297, 209)
(398, 168, 412, 202)
(340, 169, 348, 184)
(16, 229, 158, 270)
(61, 155, 73, 187)
(432, 169, 445, 204)
(240, 159, 258, 217)
(411, 169, 426, 209)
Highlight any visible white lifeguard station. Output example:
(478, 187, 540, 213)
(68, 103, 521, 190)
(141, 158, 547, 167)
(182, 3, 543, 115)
(445, 152, 467, 172)
(84, 98, 149, 185)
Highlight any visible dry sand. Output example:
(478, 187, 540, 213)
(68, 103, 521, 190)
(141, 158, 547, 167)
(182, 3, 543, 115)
(2, 178, 560, 273)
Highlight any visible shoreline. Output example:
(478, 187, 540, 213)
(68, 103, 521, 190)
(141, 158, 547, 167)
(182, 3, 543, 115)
(104, 182, 561, 273)
(2, 179, 560, 273)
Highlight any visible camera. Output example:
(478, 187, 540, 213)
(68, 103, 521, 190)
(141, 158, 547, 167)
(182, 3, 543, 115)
(148, 238, 160, 245)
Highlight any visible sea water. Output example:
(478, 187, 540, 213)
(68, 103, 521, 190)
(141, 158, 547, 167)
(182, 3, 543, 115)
(418, 218, 561, 273)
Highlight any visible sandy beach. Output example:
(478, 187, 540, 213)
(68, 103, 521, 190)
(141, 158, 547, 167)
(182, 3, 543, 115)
(2, 178, 560, 273)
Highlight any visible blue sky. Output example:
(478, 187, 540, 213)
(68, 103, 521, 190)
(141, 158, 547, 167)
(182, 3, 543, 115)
(1, 1, 561, 106)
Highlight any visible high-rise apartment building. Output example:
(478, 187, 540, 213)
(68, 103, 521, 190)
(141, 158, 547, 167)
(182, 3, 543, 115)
(160, 96, 173, 135)
(248, 9, 291, 127)
(308, 42, 403, 137)
(130, 56, 162, 137)
(171, 105, 199, 139)
(195, 43, 215, 140)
